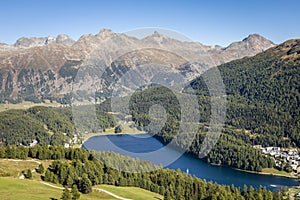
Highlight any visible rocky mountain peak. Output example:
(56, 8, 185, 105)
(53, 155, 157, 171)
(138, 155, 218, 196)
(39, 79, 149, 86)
(243, 34, 274, 46)
(148, 31, 170, 39)
(72, 30, 117, 54)
(243, 33, 263, 40)
(0, 29, 281, 103)
(56, 34, 75, 46)
(152, 31, 163, 37)
(141, 31, 175, 46)
(224, 34, 275, 54)
(14, 36, 49, 48)
(13, 35, 75, 48)
(96, 29, 114, 36)
(0, 42, 15, 51)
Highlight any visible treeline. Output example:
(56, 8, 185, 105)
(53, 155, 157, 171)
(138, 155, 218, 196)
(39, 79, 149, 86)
(0, 109, 50, 146)
(0, 106, 115, 146)
(0, 145, 285, 200)
(93, 151, 160, 172)
(155, 127, 275, 172)
(204, 134, 274, 171)
(189, 41, 300, 147)
(127, 41, 300, 172)
(128, 86, 274, 172)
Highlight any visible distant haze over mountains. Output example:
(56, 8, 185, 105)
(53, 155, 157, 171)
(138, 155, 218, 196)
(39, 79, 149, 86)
(0, 29, 275, 103)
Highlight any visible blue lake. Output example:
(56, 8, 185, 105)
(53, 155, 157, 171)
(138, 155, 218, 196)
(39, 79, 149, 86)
(83, 134, 299, 190)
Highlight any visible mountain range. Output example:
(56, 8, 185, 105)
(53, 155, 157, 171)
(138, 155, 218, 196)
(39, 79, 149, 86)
(0, 29, 275, 103)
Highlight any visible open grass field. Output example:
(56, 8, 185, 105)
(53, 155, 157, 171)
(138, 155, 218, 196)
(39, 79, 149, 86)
(0, 159, 40, 177)
(0, 101, 61, 112)
(261, 168, 296, 178)
(95, 184, 163, 200)
(0, 177, 161, 200)
(0, 177, 62, 200)
(103, 122, 145, 134)
(0, 177, 117, 200)
(0, 159, 54, 178)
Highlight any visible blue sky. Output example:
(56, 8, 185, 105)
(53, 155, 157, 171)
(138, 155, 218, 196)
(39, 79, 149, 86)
(1, 0, 299, 46)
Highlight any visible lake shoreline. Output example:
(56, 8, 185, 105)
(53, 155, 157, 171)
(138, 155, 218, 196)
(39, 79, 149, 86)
(81, 133, 298, 180)
(186, 157, 298, 180)
(82, 133, 299, 190)
(79, 129, 146, 148)
(233, 168, 298, 179)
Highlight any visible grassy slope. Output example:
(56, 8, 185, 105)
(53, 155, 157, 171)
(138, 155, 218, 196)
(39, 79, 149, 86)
(261, 168, 295, 178)
(0, 177, 62, 200)
(0, 159, 38, 177)
(0, 159, 56, 178)
(0, 159, 162, 200)
(0, 101, 61, 112)
(0, 178, 116, 200)
(96, 185, 163, 200)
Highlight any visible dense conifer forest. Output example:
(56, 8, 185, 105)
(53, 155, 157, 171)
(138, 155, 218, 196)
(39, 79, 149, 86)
(0, 145, 286, 200)
(128, 40, 300, 173)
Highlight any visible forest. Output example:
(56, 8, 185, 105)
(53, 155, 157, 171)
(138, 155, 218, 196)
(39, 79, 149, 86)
(127, 41, 300, 173)
(128, 86, 275, 172)
(0, 145, 286, 200)
(189, 41, 300, 148)
(0, 106, 116, 146)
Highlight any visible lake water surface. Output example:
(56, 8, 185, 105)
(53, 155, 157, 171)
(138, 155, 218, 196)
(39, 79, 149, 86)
(83, 134, 299, 190)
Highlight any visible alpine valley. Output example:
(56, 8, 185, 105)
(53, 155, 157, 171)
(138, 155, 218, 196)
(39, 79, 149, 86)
(0, 29, 299, 200)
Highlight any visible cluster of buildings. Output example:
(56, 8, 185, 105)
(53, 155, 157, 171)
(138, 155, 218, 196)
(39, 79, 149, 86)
(254, 145, 300, 174)
(63, 133, 80, 148)
(23, 133, 80, 149)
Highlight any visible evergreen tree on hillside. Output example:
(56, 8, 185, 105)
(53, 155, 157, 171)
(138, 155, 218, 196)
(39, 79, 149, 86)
(61, 187, 72, 200)
(79, 173, 92, 194)
(71, 185, 80, 200)
(114, 125, 123, 133)
(36, 163, 44, 174)
(24, 169, 32, 179)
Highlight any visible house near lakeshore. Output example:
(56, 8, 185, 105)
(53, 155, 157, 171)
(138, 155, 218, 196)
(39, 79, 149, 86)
(255, 145, 300, 174)
(29, 140, 38, 147)
(64, 143, 70, 148)
(258, 146, 280, 153)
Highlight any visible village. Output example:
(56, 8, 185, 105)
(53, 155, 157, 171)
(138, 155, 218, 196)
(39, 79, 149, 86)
(254, 145, 300, 175)
(24, 133, 79, 149)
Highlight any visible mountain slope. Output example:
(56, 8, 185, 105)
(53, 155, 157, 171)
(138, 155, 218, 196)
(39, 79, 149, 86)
(0, 30, 274, 103)
(123, 39, 299, 172)
(190, 39, 300, 147)
(0, 106, 115, 146)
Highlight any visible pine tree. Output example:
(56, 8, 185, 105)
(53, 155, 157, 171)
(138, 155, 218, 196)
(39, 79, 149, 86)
(71, 185, 80, 200)
(79, 174, 92, 194)
(114, 125, 123, 133)
(66, 175, 74, 188)
(37, 163, 44, 174)
(164, 189, 172, 200)
(25, 169, 32, 179)
(44, 170, 51, 182)
(61, 187, 72, 200)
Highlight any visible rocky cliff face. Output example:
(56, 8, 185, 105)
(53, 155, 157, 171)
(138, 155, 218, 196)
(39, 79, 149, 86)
(0, 29, 275, 103)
